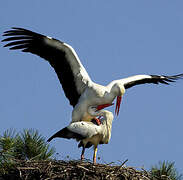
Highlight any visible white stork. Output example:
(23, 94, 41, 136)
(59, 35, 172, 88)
(47, 109, 114, 164)
(2, 27, 183, 123)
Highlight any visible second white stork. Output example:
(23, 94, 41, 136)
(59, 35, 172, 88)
(47, 109, 114, 164)
(2, 27, 183, 123)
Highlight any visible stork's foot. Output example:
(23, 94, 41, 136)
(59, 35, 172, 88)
(81, 154, 84, 161)
(93, 157, 97, 165)
(81, 146, 85, 161)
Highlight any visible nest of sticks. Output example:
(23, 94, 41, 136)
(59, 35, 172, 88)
(0, 159, 152, 180)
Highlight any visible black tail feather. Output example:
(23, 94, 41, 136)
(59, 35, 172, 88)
(47, 127, 85, 142)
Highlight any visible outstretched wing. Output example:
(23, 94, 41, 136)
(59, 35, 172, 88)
(119, 74, 183, 89)
(2, 27, 92, 107)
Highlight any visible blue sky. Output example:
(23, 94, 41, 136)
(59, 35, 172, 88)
(1, 0, 183, 172)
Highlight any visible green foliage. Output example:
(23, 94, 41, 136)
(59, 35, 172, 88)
(15, 129, 55, 160)
(150, 161, 182, 180)
(0, 128, 55, 174)
(0, 129, 18, 174)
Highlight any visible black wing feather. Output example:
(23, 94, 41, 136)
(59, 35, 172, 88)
(124, 74, 183, 89)
(2, 27, 80, 107)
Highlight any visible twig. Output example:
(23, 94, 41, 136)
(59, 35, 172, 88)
(76, 165, 91, 172)
(120, 159, 128, 167)
(17, 167, 39, 170)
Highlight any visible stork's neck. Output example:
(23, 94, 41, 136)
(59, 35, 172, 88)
(101, 110, 113, 142)
(108, 80, 126, 95)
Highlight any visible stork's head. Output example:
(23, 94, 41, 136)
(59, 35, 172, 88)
(102, 110, 114, 123)
(119, 84, 125, 96)
(112, 83, 125, 96)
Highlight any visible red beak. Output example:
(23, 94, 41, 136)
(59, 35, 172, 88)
(115, 96, 122, 116)
(97, 103, 114, 111)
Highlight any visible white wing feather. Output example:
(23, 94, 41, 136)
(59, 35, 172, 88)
(62, 43, 93, 94)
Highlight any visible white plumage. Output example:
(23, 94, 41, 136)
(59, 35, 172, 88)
(47, 109, 113, 164)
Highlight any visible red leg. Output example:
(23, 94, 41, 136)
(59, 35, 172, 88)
(93, 146, 97, 164)
(81, 146, 85, 161)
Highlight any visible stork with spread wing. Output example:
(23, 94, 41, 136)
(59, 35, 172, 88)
(2, 27, 183, 125)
